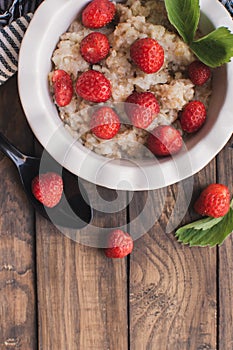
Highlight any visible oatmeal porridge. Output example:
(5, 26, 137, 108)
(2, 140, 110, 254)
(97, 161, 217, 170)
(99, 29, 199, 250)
(49, 0, 212, 159)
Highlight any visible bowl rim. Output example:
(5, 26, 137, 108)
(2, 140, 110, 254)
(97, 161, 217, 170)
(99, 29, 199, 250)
(18, 0, 233, 191)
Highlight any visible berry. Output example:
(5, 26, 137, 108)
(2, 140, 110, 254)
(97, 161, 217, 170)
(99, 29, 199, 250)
(80, 32, 110, 64)
(104, 229, 134, 258)
(188, 60, 211, 86)
(130, 37, 164, 74)
(90, 106, 120, 139)
(147, 125, 183, 156)
(75, 70, 111, 102)
(52, 69, 73, 107)
(194, 184, 230, 218)
(82, 0, 116, 28)
(125, 91, 160, 129)
(180, 100, 206, 133)
(31, 172, 63, 208)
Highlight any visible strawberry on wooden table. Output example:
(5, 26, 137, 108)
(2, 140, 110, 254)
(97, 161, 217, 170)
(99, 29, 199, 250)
(82, 0, 116, 28)
(147, 125, 183, 156)
(180, 100, 206, 133)
(52, 69, 73, 107)
(194, 183, 230, 218)
(75, 70, 111, 103)
(130, 38, 164, 74)
(125, 91, 160, 129)
(104, 229, 134, 258)
(31, 172, 63, 208)
(90, 106, 120, 139)
(80, 32, 110, 64)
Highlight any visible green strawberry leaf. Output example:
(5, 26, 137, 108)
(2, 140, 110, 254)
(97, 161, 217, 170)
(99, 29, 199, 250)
(176, 216, 223, 231)
(190, 27, 233, 67)
(164, 0, 200, 44)
(164, 0, 233, 67)
(176, 200, 233, 247)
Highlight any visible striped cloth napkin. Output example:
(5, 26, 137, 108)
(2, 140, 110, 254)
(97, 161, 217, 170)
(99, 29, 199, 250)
(0, 0, 233, 86)
(0, 0, 43, 85)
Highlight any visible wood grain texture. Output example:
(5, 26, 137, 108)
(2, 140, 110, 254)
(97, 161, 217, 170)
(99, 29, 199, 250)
(129, 163, 217, 350)
(36, 182, 128, 350)
(0, 77, 37, 350)
(217, 137, 233, 350)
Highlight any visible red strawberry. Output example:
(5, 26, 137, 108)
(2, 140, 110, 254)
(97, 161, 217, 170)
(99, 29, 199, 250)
(104, 229, 134, 258)
(90, 106, 120, 139)
(147, 125, 183, 156)
(125, 91, 160, 129)
(180, 100, 206, 133)
(194, 184, 230, 218)
(52, 69, 73, 107)
(188, 60, 211, 86)
(32, 172, 63, 208)
(82, 0, 116, 28)
(75, 70, 111, 102)
(80, 32, 110, 64)
(130, 38, 164, 74)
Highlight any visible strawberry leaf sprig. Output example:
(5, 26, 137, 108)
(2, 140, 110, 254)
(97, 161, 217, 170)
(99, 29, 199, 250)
(164, 0, 233, 67)
(176, 200, 233, 247)
(176, 182, 233, 247)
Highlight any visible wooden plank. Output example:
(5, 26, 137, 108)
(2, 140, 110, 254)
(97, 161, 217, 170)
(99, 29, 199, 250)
(217, 137, 233, 350)
(129, 163, 217, 349)
(36, 181, 128, 350)
(0, 77, 37, 349)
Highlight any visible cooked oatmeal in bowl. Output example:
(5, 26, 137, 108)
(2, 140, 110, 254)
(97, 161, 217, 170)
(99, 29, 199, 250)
(48, 0, 212, 159)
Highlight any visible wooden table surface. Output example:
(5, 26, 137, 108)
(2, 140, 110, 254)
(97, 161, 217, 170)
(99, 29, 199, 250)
(0, 75, 232, 350)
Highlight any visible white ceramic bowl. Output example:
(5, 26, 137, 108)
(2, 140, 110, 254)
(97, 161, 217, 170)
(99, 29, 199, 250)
(18, 0, 233, 191)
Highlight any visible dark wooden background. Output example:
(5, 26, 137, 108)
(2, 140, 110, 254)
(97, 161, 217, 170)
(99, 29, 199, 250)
(0, 76, 232, 349)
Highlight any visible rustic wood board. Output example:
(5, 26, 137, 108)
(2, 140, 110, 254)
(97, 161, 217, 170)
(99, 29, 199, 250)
(36, 183, 128, 350)
(0, 77, 37, 350)
(217, 138, 233, 350)
(129, 162, 217, 349)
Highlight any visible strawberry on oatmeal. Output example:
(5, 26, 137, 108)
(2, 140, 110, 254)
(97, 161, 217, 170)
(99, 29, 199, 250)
(49, 0, 212, 159)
